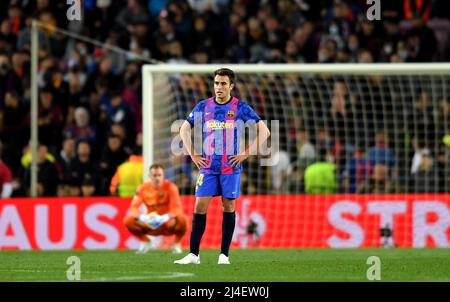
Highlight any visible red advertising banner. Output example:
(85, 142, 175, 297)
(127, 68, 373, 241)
(0, 195, 449, 250)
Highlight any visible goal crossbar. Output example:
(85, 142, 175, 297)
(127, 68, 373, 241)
(143, 63, 450, 75)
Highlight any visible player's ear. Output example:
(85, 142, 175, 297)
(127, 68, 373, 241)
(230, 82, 234, 90)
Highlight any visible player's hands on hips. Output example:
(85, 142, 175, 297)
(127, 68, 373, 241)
(191, 154, 209, 169)
(228, 153, 249, 166)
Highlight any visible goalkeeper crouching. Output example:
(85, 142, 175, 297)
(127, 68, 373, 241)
(123, 164, 188, 254)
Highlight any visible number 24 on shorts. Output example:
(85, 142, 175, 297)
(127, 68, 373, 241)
(195, 174, 204, 192)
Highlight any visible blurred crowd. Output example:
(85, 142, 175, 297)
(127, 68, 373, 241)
(0, 0, 450, 197)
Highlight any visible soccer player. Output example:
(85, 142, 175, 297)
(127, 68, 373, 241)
(174, 68, 270, 264)
(123, 164, 188, 254)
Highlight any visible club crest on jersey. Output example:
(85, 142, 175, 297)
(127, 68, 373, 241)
(158, 192, 165, 198)
(227, 110, 235, 118)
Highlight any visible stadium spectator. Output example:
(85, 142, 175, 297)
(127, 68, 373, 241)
(81, 174, 97, 197)
(56, 179, 70, 197)
(122, 71, 142, 132)
(84, 56, 121, 95)
(109, 143, 143, 197)
(409, 90, 436, 146)
(0, 53, 21, 109)
(405, 15, 437, 62)
(270, 149, 291, 192)
(327, 81, 356, 145)
(23, 144, 59, 196)
(404, 0, 432, 22)
(367, 131, 396, 172)
(55, 137, 76, 181)
(295, 127, 316, 165)
(110, 122, 132, 151)
(106, 91, 136, 143)
(65, 106, 98, 146)
(99, 134, 129, 194)
(326, 81, 356, 171)
(411, 139, 432, 175)
(409, 152, 438, 193)
(66, 176, 81, 197)
(357, 163, 397, 194)
(115, 0, 149, 34)
(304, 147, 336, 194)
(38, 87, 63, 150)
(0, 90, 29, 171)
(342, 143, 372, 194)
(68, 141, 97, 188)
(0, 141, 13, 198)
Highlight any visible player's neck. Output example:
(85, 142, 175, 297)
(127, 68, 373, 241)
(214, 95, 232, 105)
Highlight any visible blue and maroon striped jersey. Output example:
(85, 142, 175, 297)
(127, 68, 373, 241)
(186, 97, 261, 174)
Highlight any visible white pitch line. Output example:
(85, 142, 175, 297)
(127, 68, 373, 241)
(92, 272, 195, 281)
(2, 270, 195, 281)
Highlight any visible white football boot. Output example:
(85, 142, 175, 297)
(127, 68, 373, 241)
(218, 253, 230, 264)
(136, 241, 155, 254)
(172, 243, 182, 254)
(174, 253, 200, 264)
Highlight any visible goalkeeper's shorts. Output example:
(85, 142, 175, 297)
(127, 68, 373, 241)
(195, 173, 241, 199)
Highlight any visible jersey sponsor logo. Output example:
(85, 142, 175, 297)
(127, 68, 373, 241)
(205, 120, 234, 130)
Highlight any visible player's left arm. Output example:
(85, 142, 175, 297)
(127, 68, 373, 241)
(229, 121, 270, 166)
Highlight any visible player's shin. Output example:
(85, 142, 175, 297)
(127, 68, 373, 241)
(220, 211, 236, 257)
(189, 213, 207, 256)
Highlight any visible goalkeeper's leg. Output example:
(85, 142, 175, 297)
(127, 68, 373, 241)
(123, 215, 151, 242)
(144, 214, 188, 248)
(146, 214, 188, 239)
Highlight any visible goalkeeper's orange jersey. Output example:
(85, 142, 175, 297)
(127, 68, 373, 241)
(128, 179, 183, 218)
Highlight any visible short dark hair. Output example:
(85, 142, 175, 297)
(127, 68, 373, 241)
(150, 163, 165, 171)
(214, 68, 235, 84)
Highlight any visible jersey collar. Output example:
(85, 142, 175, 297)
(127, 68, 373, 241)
(214, 96, 233, 106)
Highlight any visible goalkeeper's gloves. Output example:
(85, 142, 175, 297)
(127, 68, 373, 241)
(139, 213, 171, 230)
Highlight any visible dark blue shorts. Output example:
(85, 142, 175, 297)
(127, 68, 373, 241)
(195, 173, 241, 199)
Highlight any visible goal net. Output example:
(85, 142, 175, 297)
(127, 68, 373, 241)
(142, 64, 450, 248)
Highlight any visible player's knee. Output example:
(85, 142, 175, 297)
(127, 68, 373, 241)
(176, 215, 188, 232)
(194, 203, 208, 214)
(123, 215, 136, 229)
(222, 205, 235, 212)
(222, 199, 236, 212)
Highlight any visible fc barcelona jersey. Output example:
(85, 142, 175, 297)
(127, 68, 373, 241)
(186, 97, 261, 174)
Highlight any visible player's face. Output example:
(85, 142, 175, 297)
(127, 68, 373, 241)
(149, 167, 164, 188)
(214, 75, 234, 102)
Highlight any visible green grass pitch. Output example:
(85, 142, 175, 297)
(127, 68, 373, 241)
(0, 249, 449, 282)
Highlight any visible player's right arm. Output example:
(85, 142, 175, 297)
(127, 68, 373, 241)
(181, 101, 209, 169)
(128, 186, 144, 218)
(180, 121, 208, 169)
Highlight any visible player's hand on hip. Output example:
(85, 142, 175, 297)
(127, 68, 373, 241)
(228, 153, 249, 166)
(191, 154, 209, 169)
